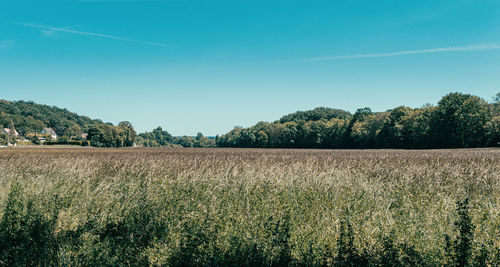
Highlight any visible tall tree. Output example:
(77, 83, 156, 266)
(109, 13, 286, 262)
(118, 121, 137, 147)
(344, 107, 372, 148)
(430, 93, 490, 148)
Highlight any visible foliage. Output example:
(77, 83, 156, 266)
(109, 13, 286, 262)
(430, 93, 490, 148)
(136, 128, 216, 148)
(137, 126, 173, 147)
(0, 183, 59, 266)
(218, 93, 499, 149)
(278, 107, 352, 123)
(485, 116, 500, 147)
(0, 100, 139, 147)
(44, 140, 89, 146)
(87, 122, 136, 148)
(3, 92, 499, 149)
(0, 99, 103, 137)
(0, 132, 6, 145)
(0, 148, 498, 265)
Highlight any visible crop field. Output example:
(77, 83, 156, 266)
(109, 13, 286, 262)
(0, 147, 498, 266)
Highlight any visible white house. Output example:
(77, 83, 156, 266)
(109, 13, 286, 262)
(41, 128, 58, 140)
(1, 128, 20, 137)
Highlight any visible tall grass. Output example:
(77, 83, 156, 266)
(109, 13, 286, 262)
(0, 148, 498, 266)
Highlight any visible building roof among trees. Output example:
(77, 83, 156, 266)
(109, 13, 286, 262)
(41, 127, 57, 136)
(1, 128, 19, 136)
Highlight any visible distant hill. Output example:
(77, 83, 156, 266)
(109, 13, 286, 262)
(0, 99, 215, 148)
(0, 99, 108, 137)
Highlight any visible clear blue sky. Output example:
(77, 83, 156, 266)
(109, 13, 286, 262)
(1, 0, 499, 136)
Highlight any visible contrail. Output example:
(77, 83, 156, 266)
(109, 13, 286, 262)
(293, 43, 500, 62)
(19, 23, 177, 48)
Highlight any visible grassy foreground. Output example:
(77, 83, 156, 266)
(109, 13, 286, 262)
(0, 148, 498, 266)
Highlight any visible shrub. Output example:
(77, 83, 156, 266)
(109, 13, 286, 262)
(0, 183, 59, 266)
(445, 198, 476, 267)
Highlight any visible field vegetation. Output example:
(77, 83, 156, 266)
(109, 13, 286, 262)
(0, 147, 498, 266)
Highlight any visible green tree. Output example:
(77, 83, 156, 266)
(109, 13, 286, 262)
(344, 108, 373, 148)
(324, 118, 349, 148)
(377, 106, 432, 148)
(137, 127, 173, 147)
(350, 115, 378, 148)
(485, 116, 500, 147)
(87, 124, 131, 147)
(278, 107, 351, 123)
(63, 123, 82, 138)
(176, 136, 195, 147)
(0, 132, 7, 146)
(255, 130, 269, 147)
(266, 123, 285, 148)
(306, 120, 328, 148)
(214, 93, 494, 149)
(491, 93, 500, 117)
(118, 121, 137, 147)
(87, 125, 108, 147)
(29, 134, 40, 145)
(0, 99, 120, 138)
(430, 93, 490, 148)
(378, 106, 410, 148)
(194, 135, 215, 148)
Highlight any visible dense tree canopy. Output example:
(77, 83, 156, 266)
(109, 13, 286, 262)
(2, 93, 499, 149)
(84, 122, 137, 148)
(0, 100, 135, 147)
(217, 93, 500, 149)
(0, 100, 103, 137)
(278, 107, 352, 123)
(135, 128, 215, 148)
(136, 127, 174, 147)
(429, 93, 490, 148)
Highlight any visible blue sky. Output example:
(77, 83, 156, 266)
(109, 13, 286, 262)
(1, 0, 499, 135)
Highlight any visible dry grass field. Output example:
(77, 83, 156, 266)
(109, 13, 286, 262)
(0, 147, 499, 266)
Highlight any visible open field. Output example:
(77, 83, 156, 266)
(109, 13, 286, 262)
(0, 147, 499, 266)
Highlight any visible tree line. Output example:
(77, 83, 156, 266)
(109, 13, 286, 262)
(0, 100, 103, 137)
(135, 127, 215, 148)
(2, 92, 499, 148)
(86, 121, 137, 148)
(0, 100, 219, 148)
(0, 100, 138, 147)
(216, 92, 500, 149)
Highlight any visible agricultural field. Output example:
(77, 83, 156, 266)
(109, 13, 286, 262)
(0, 147, 498, 266)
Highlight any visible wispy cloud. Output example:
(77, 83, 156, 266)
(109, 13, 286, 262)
(41, 29, 57, 37)
(18, 23, 177, 48)
(0, 40, 14, 48)
(293, 43, 500, 62)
